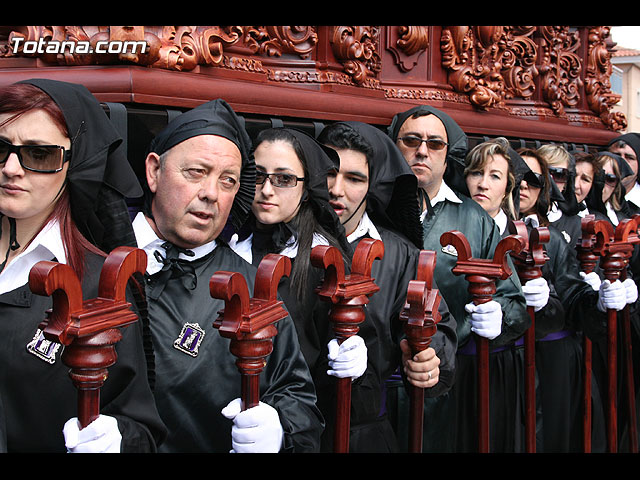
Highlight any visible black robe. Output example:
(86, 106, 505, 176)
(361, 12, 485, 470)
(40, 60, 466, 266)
(360, 225, 457, 453)
(0, 252, 166, 453)
(145, 241, 323, 453)
(419, 195, 529, 452)
(518, 222, 607, 453)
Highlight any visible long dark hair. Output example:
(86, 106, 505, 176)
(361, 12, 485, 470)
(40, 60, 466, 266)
(516, 147, 552, 226)
(253, 128, 350, 301)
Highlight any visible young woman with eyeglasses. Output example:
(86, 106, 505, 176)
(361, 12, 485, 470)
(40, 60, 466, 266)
(0, 79, 166, 452)
(229, 129, 367, 439)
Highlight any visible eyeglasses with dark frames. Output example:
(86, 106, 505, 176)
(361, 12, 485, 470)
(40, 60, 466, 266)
(398, 135, 449, 151)
(523, 171, 545, 189)
(548, 166, 568, 182)
(255, 171, 305, 188)
(604, 173, 618, 187)
(0, 138, 71, 173)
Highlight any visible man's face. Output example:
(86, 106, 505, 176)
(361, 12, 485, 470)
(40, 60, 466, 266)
(146, 134, 242, 249)
(609, 142, 637, 191)
(327, 148, 369, 236)
(395, 114, 448, 199)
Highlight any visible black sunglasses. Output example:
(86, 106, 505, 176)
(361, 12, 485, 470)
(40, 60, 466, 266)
(604, 173, 618, 187)
(0, 138, 70, 173)
(398, 135, 449, 151)
(256, 171, 305, 188)
(549, 166, 568, 182)
(523, 171, 544, 189)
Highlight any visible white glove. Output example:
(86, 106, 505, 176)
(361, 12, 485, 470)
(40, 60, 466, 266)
(465, 300, 503, 340)
(327, 335, 367, 380)
(623, 278, 638, 304)
(597, 279, 627, 312)
(63, 415, 122, 453)
(522, 277, 550, 312)
(221, 399, 284, 453)
(580, 271, 602, 291)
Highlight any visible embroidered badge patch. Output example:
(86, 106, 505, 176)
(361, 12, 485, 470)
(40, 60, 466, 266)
(441, 244, 458, 257)
(173, 322, 205, 357)
(26, 328, 61, 364)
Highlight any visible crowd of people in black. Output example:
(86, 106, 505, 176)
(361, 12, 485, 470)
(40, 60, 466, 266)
(1, 78, 639, 454)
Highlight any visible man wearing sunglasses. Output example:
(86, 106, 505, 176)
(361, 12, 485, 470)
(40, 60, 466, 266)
(608, 132, 640, 216)
(387, 106, 528, 452)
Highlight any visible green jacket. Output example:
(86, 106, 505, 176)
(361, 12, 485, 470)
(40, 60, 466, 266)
(422, 194, 529, 349)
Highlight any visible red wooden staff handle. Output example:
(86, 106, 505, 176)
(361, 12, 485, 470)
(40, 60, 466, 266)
(507, 220, 549, 454)
(28, 246, 146, 428)
(585, 217, 637, 452)
(440, 230, 525, 453)
(310, 238, 384, 453)
(210, 254, 292, 411)
(400, 250, 442, 453)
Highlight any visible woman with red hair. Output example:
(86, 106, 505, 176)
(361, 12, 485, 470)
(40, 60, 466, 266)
(0, 79, 166, 452)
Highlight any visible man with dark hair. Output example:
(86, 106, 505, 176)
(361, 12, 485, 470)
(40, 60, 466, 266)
(387, 106, 529, 452)
(318, 121, 456, 452)
(609, 132, 640, 216)
(132, 99, 323, 453)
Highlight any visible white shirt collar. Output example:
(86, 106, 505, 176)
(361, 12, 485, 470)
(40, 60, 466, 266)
(605, 201, 619, 226)
(523, 213, 540, 228)
(493, 209, 508, 235)
(547, 202, 563, 222)
(132, 211, 217, 275)
(347, 211, 381, 243)
(626, 182, 640, 207)
(420, 181, 462, 222)
(0, 219, 66, 295)
(577, 203, 589, 218)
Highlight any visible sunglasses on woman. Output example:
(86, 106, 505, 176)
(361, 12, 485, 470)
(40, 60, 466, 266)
(256, 171, 305, 188)
(604, 173, 618, 187)
(398, 135, 449, 151)
(523, 170, 545, 189)
(548, 166, 568, 183)
(0, 138, 70, 173)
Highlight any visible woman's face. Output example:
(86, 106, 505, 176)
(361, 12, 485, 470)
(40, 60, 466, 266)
(519, 155, 542, 215)
(465, 154, 510, 218)
(252, 140, 305, 226)
(602, 158, 618, 204)
(0, 109, 70, 226)
(574, 160, 594, 204)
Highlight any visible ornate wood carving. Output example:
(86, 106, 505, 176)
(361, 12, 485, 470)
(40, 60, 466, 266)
(244, 26, 317, 59)
(585, 26, 627, 131)
(329, 26, 381, 87)
(539, 26, 583, 117)
(440, 26, 538, 110)
(386, 26, 429, 72)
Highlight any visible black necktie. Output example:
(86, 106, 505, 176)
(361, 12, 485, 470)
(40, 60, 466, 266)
(148, 241, 197, 299)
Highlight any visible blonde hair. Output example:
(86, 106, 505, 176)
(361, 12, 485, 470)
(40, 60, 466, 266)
(464, 137, 516, 219)
(537, 144, 571, 168)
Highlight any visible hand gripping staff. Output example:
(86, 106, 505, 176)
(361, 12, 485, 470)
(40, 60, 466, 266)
(507, 219, 549, 454)
(440, 230, 525, 453)
(576, 214, 598, 452)
(210, 253, 292, 411)
(311, 237, 384, 453)
(28, 246, 147, 429)
(399, 250, 442, 453)
(584, 217, 638, 452)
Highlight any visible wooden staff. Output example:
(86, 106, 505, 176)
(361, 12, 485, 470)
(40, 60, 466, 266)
(585, 217, 635, 452)
(399, 250, 442, 453)
(210, 254, 292, 410)
(311, 237, 384, 453)
(617, 215, 639, 453)
(440, 230, 525, 453)
(507, 220, 550, 453)
(576, 214, 598, 452)
(28, 246, 147, 429)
